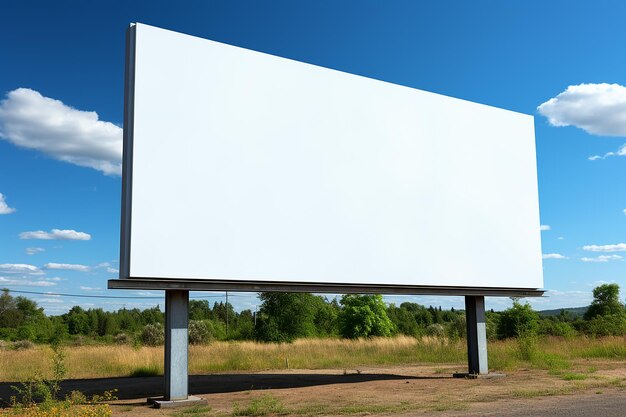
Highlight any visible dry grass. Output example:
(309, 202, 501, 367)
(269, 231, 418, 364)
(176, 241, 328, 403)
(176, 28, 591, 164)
(1, 336, 626, 381)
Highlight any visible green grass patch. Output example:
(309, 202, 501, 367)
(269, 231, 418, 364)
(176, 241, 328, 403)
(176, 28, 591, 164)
(232, 394, 285, 416)
(431, 401, 468, 412)
(560, 372, 588, 381)
(173, 404, 213, 416)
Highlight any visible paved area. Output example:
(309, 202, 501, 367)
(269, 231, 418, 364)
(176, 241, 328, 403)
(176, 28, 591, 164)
(443, 391, 626, 417)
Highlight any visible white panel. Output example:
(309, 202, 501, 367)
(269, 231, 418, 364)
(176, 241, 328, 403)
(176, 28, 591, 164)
(124, 23, 543, 289)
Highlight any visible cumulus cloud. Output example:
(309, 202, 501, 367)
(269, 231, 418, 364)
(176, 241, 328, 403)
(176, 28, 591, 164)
(581, 255, 623, 263)
(540, 225, 551, 231)
(0, 193, 15, 214)
(20, 229, 91, 240)
(538, 83, 626, 136)
(0, 88, 122, 175)
(107, 267, 119, 274)
(583, 243, 626, 252)
(0, 263, 43, 275)
(44, 263, 90, 272)
(25, 247, 45, 255)
(0, 277, 56, 287)
(542, 253, 567, 259)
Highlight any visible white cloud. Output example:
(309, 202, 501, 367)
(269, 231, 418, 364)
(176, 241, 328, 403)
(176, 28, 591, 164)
(0, 263, 43, 275)
(583, 243, 626, 252)
(542, 253, 567, 259)
(540, 225, 551, 231)
(37, 297, 64, 303)
(581, 255, 623, 263)
(44, 263, 90, 272)
(25, 247, 45, 255)
(94, 262, 118, 274)
(0, 277, 56, 287)
(20, 229, 91, 240)
(557, 237, 565, 240)
(587, 143, 626, 161)
(623, 209, 626, 215)
(80, 286, 101, 291)
(0, 193, 15, 214)
(0, 88, 122, 175)
(537, 83, 626, 136)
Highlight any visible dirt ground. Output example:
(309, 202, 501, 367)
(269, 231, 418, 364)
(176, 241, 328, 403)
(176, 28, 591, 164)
(3, 361, 626, 416)
(104, 361, 626, 416)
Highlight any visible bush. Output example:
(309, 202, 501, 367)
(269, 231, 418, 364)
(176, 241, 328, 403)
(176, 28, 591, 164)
(188, 320, 212, 345)
(13, 340, 35, 350)
(445, 315, 466, 340)
(538, 320, 576, 338)
(426, 323, 445, 338)
(582, 314, 626, 336)
(113, 333, 131, 345)
(140, 324, 164, 346)
(497, 300, 539, 339)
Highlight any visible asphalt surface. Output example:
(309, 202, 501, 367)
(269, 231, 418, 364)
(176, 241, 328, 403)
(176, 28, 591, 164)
(444, 390, 626, 417)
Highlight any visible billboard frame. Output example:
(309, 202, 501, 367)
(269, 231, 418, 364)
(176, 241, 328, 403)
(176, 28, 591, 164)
(109, 23, 544, 405)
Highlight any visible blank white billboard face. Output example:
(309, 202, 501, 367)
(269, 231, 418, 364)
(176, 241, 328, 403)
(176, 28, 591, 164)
(121, 23, 543, 290)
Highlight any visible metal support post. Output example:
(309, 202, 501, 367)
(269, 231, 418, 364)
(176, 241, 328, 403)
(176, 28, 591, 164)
(164, 290, 189, 401)
(465, 295, 488, 375)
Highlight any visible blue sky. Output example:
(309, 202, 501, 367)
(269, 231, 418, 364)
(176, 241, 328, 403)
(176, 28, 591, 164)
(1, 1, 626, 314)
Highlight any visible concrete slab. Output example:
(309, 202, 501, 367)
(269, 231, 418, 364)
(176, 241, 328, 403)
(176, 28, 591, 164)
(452, 372, 506, 379)
(148, 395, 207, 409)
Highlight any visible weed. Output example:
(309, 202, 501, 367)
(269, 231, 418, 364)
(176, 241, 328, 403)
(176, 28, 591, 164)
(232, 394, 285, 416)
(561, 373, 587, 381)
(173, 404, 212, 416)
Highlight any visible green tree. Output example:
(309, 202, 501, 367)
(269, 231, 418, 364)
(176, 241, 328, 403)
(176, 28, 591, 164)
(255, 292, 321, 342)
(584, 284, 625, 320)
(496, 299, 539, 339)
(338, 294, 394, 338)
(387, 304, 420, 336)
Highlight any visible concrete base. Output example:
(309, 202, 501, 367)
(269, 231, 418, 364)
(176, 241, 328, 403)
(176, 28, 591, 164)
(452, 372, 506, 379)
(148, 396, 207, 409)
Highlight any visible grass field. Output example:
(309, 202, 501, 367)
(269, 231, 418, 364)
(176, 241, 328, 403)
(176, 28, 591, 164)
(1, 335, 626, 381)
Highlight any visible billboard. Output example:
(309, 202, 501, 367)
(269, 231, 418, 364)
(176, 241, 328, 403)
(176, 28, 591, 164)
(120, 23, 543, 291)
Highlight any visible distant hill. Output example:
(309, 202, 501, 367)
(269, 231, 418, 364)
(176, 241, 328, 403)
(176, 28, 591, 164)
(538, 306, 588, 318)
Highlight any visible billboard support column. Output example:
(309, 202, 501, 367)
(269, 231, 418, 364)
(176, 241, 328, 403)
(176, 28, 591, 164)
(465, 295, 488, 375)
(164, 290, 189, 400)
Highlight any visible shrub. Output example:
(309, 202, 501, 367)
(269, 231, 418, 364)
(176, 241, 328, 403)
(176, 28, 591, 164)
(140, 324, 164, 346)
(13, 340, 35, 350)
(445, 315, 466, 340)
(426, 324, 445, 338)
(538, 320, 576, 338)
(582, 314, 626, 336)
(113, 333, 131, 345)
(497, 300, 539, 339)
(188, 320, 211, 345)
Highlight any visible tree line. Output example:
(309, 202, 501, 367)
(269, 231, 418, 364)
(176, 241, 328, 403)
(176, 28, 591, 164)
(1, 284, 625, 346)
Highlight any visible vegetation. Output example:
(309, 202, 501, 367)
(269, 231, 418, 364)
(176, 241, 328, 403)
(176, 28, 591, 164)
(1, 283, 625, 348)
(338, 294, 394, 338)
